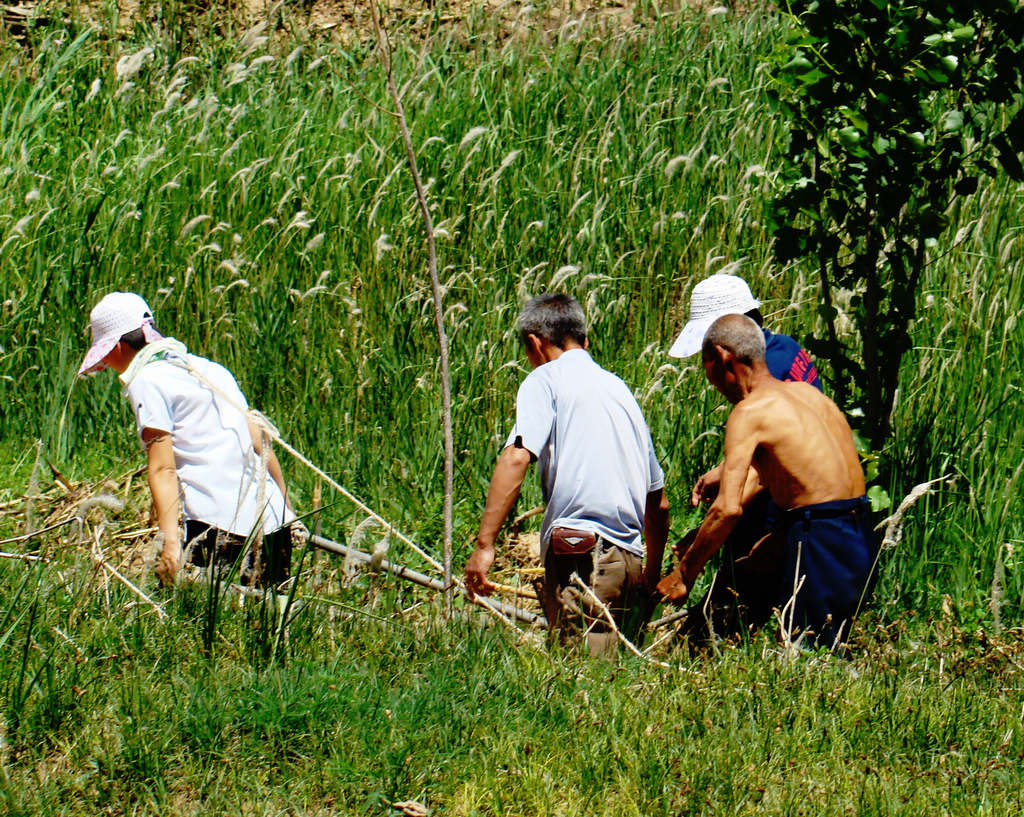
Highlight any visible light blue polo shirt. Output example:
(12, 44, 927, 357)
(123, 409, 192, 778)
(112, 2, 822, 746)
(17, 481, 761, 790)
(505, 349, 664, 558)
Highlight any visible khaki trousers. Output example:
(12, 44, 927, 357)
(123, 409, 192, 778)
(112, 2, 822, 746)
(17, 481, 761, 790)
(541, 542, 644, 658)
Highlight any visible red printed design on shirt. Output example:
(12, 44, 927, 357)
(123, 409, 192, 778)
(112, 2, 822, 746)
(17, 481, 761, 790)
(787, 349, 819, 384)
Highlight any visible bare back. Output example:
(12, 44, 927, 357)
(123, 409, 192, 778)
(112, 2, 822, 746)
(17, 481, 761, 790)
(725, 379, 865, 510)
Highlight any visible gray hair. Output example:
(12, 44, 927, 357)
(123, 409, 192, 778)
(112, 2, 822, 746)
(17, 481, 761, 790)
(702, 314, 766, 365)
(517, 293, 587, 349)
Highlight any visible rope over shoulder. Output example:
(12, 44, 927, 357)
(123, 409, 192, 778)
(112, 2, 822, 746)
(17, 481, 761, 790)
(127, 339, 446, 576)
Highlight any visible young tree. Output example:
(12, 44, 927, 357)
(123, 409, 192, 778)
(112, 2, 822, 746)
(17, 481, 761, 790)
(770, 0, 1024, 450)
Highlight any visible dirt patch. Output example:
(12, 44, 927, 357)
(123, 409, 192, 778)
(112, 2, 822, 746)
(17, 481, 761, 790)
(5, 0, 653, 46)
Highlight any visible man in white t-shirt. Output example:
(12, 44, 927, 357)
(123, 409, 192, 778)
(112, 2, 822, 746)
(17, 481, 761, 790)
(464, 294, 670, 655)
(79, 292, 295, 586)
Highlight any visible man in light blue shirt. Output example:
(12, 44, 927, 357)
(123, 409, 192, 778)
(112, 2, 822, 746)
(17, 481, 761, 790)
(464, 294, 670, 655)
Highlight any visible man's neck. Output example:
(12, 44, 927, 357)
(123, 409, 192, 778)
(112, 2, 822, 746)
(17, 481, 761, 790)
(534, 338, 584, 366)
(735, 362, 774, 400)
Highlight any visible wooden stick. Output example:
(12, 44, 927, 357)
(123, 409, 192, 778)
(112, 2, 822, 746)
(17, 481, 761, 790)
(569, 572, 670, 667)
(0, 516, 81, 545)
(0, 551, 44, 562)
(92, 552, 168, 621)
(489, 581, 539, 601)
(647, 608, 688, 630)
(370, 0, 455, 615)
(512, 506, 545, 527)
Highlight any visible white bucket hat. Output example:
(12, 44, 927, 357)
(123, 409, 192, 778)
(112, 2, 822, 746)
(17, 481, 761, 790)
(79, 292, 162, 375)
(668, 274, 761, 358)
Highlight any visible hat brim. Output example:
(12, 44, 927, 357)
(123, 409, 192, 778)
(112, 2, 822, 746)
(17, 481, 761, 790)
(78, 337, 118, 376)
(668, 318, 714, 358)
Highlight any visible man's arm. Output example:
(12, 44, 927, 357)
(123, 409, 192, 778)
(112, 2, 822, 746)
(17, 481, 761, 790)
(248, 417, 290, 510)
(464, 444, 533, 599)
(691, 462, 722, 506)
(642, 488, 670, 590)
(659, 407, 762, 602)
(143, 429, 181, 585)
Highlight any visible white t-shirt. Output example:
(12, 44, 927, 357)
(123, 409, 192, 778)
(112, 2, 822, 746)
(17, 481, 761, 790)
(124, 352, 292, 538)
(505, 348, 664, 558)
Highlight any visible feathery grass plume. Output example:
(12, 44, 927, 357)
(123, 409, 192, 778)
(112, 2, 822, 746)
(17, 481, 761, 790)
(24, 440, 43, 539)
(115, 47, 153, 81)
(990, 541, 1005, 636)
(77, 494, 126, 517)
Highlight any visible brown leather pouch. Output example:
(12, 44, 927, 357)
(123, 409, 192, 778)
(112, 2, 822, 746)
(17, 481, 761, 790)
(549, 527, 598, 556)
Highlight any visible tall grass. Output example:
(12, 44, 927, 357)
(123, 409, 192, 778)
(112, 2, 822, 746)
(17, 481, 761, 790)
(1, 543, 1022, 816)
(0, 5, 1020, 622)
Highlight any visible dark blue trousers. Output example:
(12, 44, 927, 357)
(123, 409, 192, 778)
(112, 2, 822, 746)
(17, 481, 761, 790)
(680, 496, 877, 650)
(779, 496, 877, 647)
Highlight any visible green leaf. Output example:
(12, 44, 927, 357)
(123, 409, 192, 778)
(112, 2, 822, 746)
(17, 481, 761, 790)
(940, 110, 964, 132)
(784, 55, 814, 74)
(841, 107, 869, 132)
(867, 484, 892, 512)
(865, 458, 880, 482)
(839, 125, 862, 148)
(907, 131, 927, 149)
(851, 428, 870, 456)
(951, 25, 975, 40)
(941, 54, 959, 73)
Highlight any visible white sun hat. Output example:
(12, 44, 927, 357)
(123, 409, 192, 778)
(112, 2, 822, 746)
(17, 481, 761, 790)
(668, 273, 761, 358)
(78, 292, 161, 375)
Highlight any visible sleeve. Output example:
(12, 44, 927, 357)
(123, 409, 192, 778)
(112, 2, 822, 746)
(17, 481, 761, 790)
(125, 373, 173, 442)
(646, 426, 665, 492)
(503, 372, 555, 458)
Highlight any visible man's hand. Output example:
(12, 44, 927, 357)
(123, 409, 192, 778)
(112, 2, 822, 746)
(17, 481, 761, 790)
(642, 563, 663, 594)
(291, 520, 310, 546)
(691, 465, 721, 506)
(657, 565, 690, 604)
(464, 542, 496, 600)
(671, 528, 698, 561)
(155, 542, 182, 586)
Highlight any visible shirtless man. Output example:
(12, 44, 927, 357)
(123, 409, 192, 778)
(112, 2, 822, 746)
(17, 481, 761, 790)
(669, 273, 822, 644)
(658, 314, 876, 648)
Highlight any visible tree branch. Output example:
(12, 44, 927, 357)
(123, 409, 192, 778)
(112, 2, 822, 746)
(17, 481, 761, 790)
(370, 1, 455, 615)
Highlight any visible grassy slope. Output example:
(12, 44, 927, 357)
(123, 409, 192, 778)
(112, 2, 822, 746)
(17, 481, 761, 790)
(2, 567, 1022, 816)
(1, 4, 1018, 616)
(1, 5, 1024, 814)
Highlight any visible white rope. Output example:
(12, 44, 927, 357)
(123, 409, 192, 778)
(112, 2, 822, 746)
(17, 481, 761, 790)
(166, 353, 445, 575)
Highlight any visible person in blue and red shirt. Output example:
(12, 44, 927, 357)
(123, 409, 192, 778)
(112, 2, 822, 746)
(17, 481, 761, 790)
(668, 273, 821, 388)
(666, 273, 825, 646)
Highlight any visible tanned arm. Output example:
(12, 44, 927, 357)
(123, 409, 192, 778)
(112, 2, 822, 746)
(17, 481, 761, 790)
(464, 444, 533, 599)
(143, 429, 181, 585)
(248, 417, 290, 510)
(642, 488, 670, 590)
(658, 406, 762, 602)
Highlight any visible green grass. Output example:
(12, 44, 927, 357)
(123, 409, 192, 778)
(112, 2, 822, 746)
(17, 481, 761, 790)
(1, 546, 1022, 816)
(2, 4, 1018, 617)
(1, 4, 1024, 814)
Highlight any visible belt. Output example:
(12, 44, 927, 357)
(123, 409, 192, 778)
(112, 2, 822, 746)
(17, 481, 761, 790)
(781, 497, 869, 526)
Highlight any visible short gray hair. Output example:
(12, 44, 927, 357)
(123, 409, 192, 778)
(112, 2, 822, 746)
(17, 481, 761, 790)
(518, 293, 587, 349)
(702, 314, 766, 365)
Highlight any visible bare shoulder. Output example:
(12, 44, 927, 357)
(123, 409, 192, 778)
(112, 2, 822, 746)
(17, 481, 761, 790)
(786, 380, 845, 415)
(727, 389, 778, 434)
